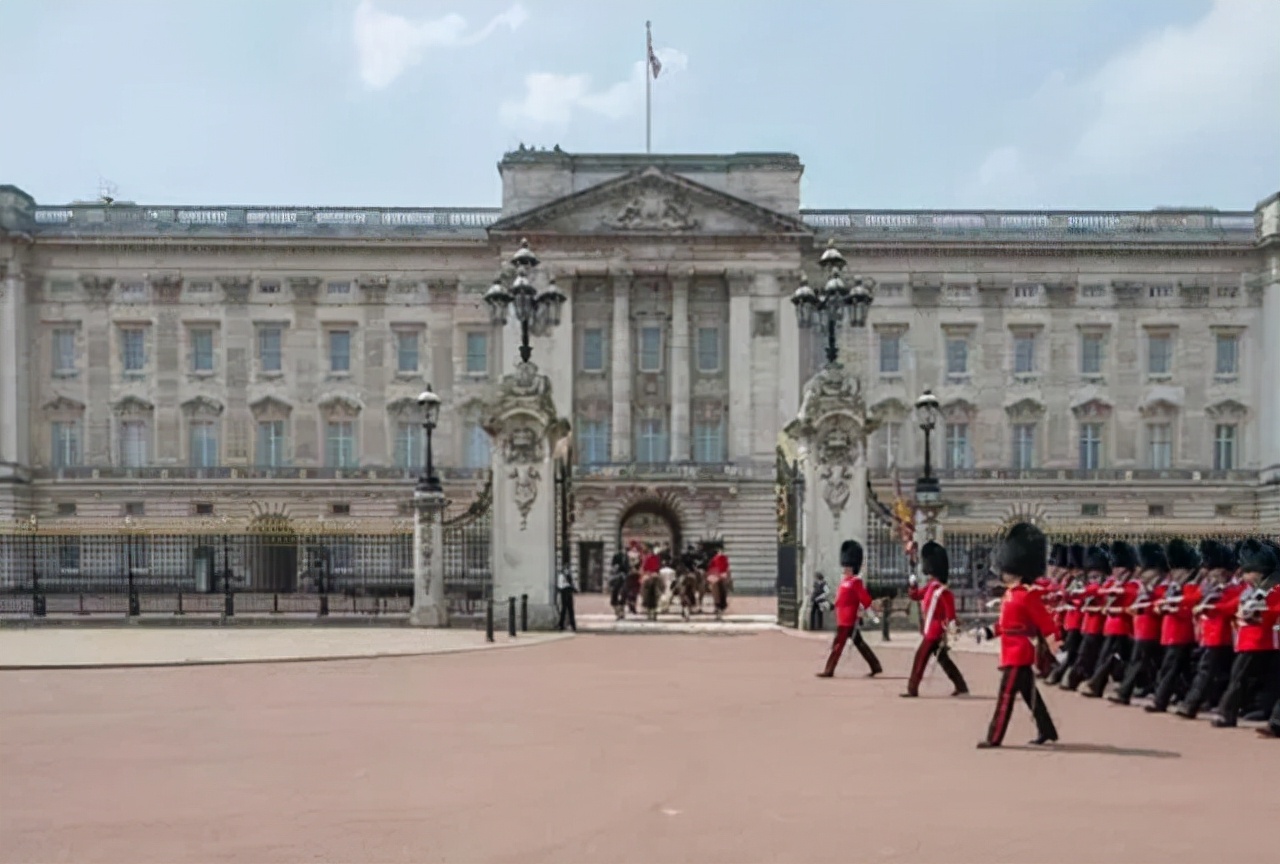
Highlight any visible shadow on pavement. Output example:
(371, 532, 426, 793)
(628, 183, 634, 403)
(1003, 742, 1181, 759)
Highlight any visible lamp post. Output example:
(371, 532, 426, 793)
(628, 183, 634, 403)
(914, 389, 943, 542)
(791, 239, 874, 367)
(484, 238, 567, 363)
(417, 385, 443, 494)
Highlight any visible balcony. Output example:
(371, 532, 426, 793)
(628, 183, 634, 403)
(573, 462, 775, 482)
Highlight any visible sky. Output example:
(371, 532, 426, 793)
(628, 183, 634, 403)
(0, 0, 1277, 211)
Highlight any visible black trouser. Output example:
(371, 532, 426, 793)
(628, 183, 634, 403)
(1216, 650, 1280, 726)
(822, 626, 883, 676)
(1047, 630, 1081, 685)
(1149, 643, 1196, 711)
(986, 665, 1058, 746)
(1179, 645, 1235, 717)
(1065, 633, 1104, 690)
(906, 636, 968, 695)
(608, 578, 626, 612)
(1269, 688, 1280, 735)
(808, 604, 824, 631)
(1115, 640, 1162, 702)
(556, 587, 576, 631)
(1085, 635, 1132, 695)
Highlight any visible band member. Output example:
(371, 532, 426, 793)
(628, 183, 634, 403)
(1047, 543, 1086, 686)
(1145, 538, 1202, 713)
(809, 572, 831, 631)
(1177, 541, 1244, 719)
(706, 547, 732, 621)
(641, 546, 664, 621)
(1211, 540, 1280, 728)
(608, 551, 629, 619)
(973, 522, 1061, 748)
(901, 541, 969, 697)
(555, 567, 577, 632)
(817, 540, 883, 678)
(1063, 545, 1111, 691)
(1109, 541, 1168, 705)
(1082, 540, 1140, 698)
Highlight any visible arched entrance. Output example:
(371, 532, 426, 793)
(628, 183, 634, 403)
(617, 497, 683, 555)
(246, 514, 299, 593)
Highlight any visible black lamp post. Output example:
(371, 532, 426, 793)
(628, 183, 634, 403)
(914, 389, 942, 509)
(484, 238, 567, 363)
(791, 239, 874, 367)
(417, 385, 443, 494)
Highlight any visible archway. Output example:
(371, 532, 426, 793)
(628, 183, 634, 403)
(246, 513, 299, 593)
(617, 497, 684, 557)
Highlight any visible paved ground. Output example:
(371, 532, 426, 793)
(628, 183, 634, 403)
(2, 631, 1272, 864)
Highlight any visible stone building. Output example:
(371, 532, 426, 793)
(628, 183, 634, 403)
(1, 150, 1277, 593)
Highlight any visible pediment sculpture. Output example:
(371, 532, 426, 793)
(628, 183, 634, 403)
(603, 188, 700, 232)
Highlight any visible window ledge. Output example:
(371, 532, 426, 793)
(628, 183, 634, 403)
(1012, 374, 1039, 384)
(52, 370, 79, 379)
(1212, 375, 1238, 384)
(1147, 374, 1173, 382)
(189, 370, 216, 379)
(393, 371, 423, 380)
(257, 370, 284, 380)
(1080, 374, 1106, 384)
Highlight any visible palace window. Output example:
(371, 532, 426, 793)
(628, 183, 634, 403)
(258, 327, 283, 373)
(327, 280, 351, 295)
(1013, 332, 1036, 375)
(878, 422, 902, 469)
(190, 328, 215, 373)
(325, 420, 356, 468)
(465, 332, 489, 375)
(635, 417, 669, 463)
(1147, 333, 1172, 377)
(577, 420, 610, 465)
(1011, 423, 1036, 470)
(1213, 424, 1237, 471)
(581, 328, 606, 372)
(464, 422, 491, 468)
(51, 421, 81, 468)
(52, 329, 77, 375)
(120, 328, 146, 373)
(638, 326, 663, 373)
(394, 422, 423, 469)
(696, 327, 721, 373)
(1147, 423, 1172, 470)
(189, 421, 219, 468)
(119, 419, 150, 467)
(256, 421, 287, 467)
(944, 423, 970, 470)
(945, 338, 968, 377)
(879, 332, 902, 375)
(328, 330, 351, 373)
(1080, 333, 1104, 376)
(693, 419, 726, 463)
(1214, 333, 1238, 377)
(396, 330, 420, 373)
(1079, 423, 1103, 471)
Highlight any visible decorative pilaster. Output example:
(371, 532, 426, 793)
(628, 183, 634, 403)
(669, 273, 691, 461)
(727, 271, 753, 459)
(1259, 251, 1280, 483)
(610, 273, 632, 461)
(410, 490, 449, 627)
(79, 274, 113, 461)
(0, 262, 30, 478)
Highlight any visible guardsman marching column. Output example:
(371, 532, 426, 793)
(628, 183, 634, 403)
(901, 541, 969, 698)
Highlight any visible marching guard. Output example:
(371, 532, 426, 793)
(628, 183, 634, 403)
(1082, 541, 1141, 698)
(901, 541, 969, 698)
(1177, 541, 1243, 720)
(1210, 539, 1279, 728)
(1047, 544, 1087, 685)
(1109, 542, 1168, 705)
(1145, 538, 1203, 713)
(1063, 545, 1111, 691)
(816, 540, 884, 679)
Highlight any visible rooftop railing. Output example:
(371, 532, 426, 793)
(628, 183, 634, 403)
(867, 467, 1260, 483)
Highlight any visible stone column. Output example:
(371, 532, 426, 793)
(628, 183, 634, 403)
(358, 275, 390, 465)
(776, 273, 801, 422)
(287, 278, 320, 464)
(410, 489, 449, 627)
(152, 275, 183, 464)
(610, 273, 632, 461)
(669, 274, 691, 461)
(81, 276, 114, 463)
(0, 262, 29, 478)
(1257, 194, 1280, 484)
(727, 271, 754, 459)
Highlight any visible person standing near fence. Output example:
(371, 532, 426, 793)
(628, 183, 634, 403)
(556, 567, 577, 632)
(901, 541, 968, 698)
(816, 540, 883, 679)
(809, 572, 831, 631)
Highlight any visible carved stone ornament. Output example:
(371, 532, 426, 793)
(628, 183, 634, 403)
(181, 396, 225, 417)
(785, 367, 874, 466)
(604, 188, 700, 232)
(820, 465, 853, 518)
(217, 275, 252, 304)
(152, 273, 183, 303)
(509, 465, 541, 530)
(504, 426, 543, 465)
(79, 275, 115, 304)
(288, 277, 321, 302)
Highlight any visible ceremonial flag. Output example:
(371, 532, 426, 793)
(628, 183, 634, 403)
(647, 22, 662, 78)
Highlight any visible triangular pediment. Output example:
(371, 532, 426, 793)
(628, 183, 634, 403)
(489, 167, 812, 237)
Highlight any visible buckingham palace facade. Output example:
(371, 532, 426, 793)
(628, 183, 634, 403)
(1, 149, 1278, 591)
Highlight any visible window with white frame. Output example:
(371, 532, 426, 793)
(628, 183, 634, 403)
(696, 327, 721, 373)
(1012, 423, 1036, 470)
(52, 329, 77, 375)
(1213, 424, 1236, 470)
(328, 330, 351, 373)
(190, 328, 215, 373)
(581, 328, 606, 372)
(577, 419, 610, 465)
(944, 423, 970, 470)
(51, 421, 81, 468)
(119, 419, 150, 467)
(1214, 333, 1238, 377)
(325, 420, 356, 468)
(638, 326, 663, 372)
(394, 422, 423, 469)
(395, 330, 420, 373)
(120, 328, 146, 373)
(635, 417, 669, 463)
(1080, 332, 1104, 376)
(693, 419, 726, 463)
(879, 331, 902, 375)
(256, 420, 286, 467)
(258, 326, 283, 373)
(879, 422, 902, 469)
(1079, 423, 1103, 470)
(1147, 423, 1172, 470)
(1013, 332, 1037, 375)
(327, 280, 351, 295)
(189, 421, 219, 467)
(464, 422, 491, 468)
(1147, 333, 1172, 377)
(945, 337, 968, 377)
(465, 332, 489, 375)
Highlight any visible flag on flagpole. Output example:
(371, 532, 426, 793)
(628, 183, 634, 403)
(647, 21, 662, 78)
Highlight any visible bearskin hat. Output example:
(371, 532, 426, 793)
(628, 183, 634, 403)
(840, 539, 863, 573)
(920, 541, 949, 583)
(1049, 543, 1068, 569)
(1237, 539, 1278, 577)
(1110, 540, 1139, 571)
(1198, 539, 1224, 571)
(1221, 541, 1240, 571)
(1067, 543, 1085, 571)
(1166, 538, 1200, 571)
(1137, 541, 1169, 573)
(993, 522, 1047, 582)
(1083, 545, 1111, 573)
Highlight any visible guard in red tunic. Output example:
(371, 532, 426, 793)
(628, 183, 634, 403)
(1177, 541, 1244, 719)
(1109, 541, 1169, 705)
(816, 540, 883, 678)
(1063, 545, 1111, 691)
(1047, 543, 1087, 686)
(973, 522, 1061, 748)
(1211, 540, 1280, 728)
(1082, 540, 1141, 698)
(1143, 538, 1202, 712)
(901, 541, 969, 698)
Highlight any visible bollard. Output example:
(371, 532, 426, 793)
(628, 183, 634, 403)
(128, 590, 141, 618)
(881, 596, 892, 642)
(175, 592, 184, 616)
(520, 594, 529, 632)
(508, 596, 517, 637)
(485, 598, 495, 642)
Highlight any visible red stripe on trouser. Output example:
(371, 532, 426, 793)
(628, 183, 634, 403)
(988, 667, 1019, 745)
(907, 639, 932, 691)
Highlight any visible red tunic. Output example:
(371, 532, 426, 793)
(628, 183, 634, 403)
(642, 553, 661, 574)
(1102, 578, 1141, 637)
(1198, 583, 1244, 648)
(1234, 584, 1280, 653)
(992, 584, 1058, 668)
(1062, 581, 1085, 631)
(833, 573, 873, 628)
(908, 580, 955, 641)
(1080, 583, 1106, 636)
(706, 553, 729, 581)
(1132, 584, 1165, 642)
(1159, 583, 1201, 647)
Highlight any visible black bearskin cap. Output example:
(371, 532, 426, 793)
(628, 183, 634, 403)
(1110, 540, 1139, 571)
(840, 539, 863, 572)
(1198, 539, 1223, 571)
(920, 541, 949, 583)
(1083, 545, 1111, 573)
(992, 522, 1047, 582)
(1238, 539, 1278, 576)
(1049, 543, 1067, 568)
(1137, 541, 1169, 573)
(1166, 538, 1200, 571)
(1067, 543, 1085, 571)
(1221, 541, 1239, 571)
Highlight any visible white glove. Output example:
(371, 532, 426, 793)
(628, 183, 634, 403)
(1054, 650, 1068, 665)
(908, 574, 918, 586)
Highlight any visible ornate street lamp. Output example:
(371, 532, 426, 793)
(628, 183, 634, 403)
(914, 389, 943, 514)
(484, 238, 567, 364)
(417, 386, 443, 494)
(791, 239, 874, 367)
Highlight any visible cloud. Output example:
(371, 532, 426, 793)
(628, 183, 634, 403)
(353, 1, 527, 90)
(500, 47, 689, 127)
(961, 0, 1280, 206)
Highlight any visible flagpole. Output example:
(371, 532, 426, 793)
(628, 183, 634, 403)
(645, 21, 652, 154)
